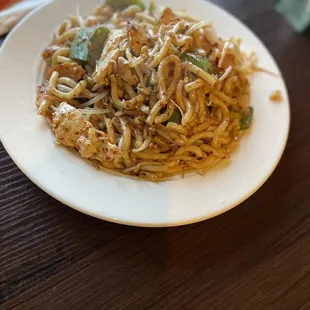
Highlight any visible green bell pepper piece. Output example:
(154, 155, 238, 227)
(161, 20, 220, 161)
(183, 53, 214, 73)
(240, 106, 254, 130)
(168, 109, 182, 124)
(70, 26, 110, 67)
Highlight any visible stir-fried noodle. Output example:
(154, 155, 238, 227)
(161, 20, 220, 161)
(36, 1, 256, 181)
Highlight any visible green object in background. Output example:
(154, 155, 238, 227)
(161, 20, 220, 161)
(275, 0, 310, 32)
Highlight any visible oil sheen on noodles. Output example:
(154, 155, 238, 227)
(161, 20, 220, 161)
(36, 0, 256, 182)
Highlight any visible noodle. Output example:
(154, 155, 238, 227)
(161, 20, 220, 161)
(36, 2, 255, 181)
(48, 71, 87, 100)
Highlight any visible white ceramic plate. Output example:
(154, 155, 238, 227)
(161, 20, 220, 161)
(0, 0, 290, 227)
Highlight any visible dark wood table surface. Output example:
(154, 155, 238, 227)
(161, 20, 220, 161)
(1, 0, 310, 309)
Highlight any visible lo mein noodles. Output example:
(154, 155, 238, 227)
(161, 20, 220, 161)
(36, 0, 256, 181)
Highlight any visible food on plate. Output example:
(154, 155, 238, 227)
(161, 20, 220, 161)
(36, 0, 256, 181)
(269, 90, 282, 102)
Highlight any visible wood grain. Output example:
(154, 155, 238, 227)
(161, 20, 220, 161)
(1, 0, 310, 309)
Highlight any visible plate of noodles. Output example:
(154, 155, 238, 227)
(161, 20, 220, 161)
(0, 0, 290, 226)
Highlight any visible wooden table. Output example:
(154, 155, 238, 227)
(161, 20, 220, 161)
(1, 0, 309, 309)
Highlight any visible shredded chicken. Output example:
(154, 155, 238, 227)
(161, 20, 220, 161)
(221, 54, 234, 69)
(36, 85, 46, 109)
(52, 102, 120, 161)
(92, 29, 126, 85)
(47, 62, 86, 81)
(117, 57, 139, 85)
(128, 24, 147, 56)
(36, 85, 53, 118)
(78, 128, 120, 161)
(42, 45, 60, 61)
(160, 8, 178, 25)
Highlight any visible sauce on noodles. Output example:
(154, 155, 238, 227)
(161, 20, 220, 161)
(36, 1, 256, 181)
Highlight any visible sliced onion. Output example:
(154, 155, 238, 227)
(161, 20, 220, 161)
(79, 108, 110, 115)
(218, 42, 230, 68)
(79, 91, 108, 108)
(218, 66, 233, 82)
